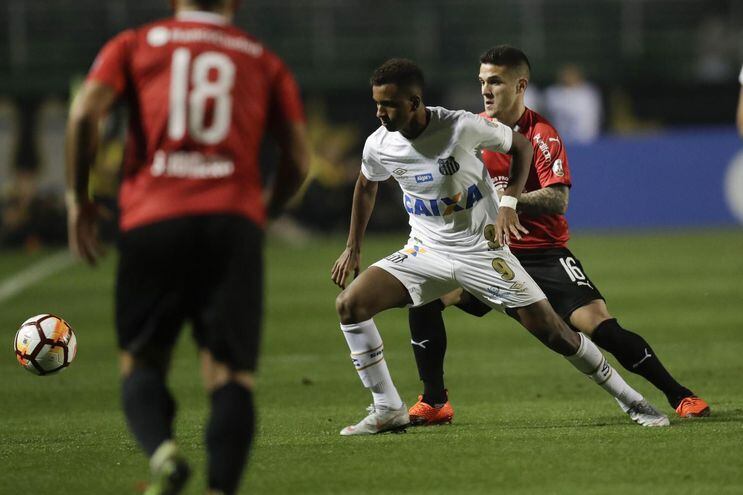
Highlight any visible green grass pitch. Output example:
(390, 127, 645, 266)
(1, 229, 742, 494)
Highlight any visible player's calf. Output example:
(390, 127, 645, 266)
(408, 301, 448, 404)
(516, 300, 580, 356)
(122, 364, 176, 457)
(206, 381, 255, 495)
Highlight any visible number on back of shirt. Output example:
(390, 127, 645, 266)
(168, 48, 235, 144)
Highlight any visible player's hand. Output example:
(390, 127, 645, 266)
(331, 247, 361, 289)
(67, 199, 107, 266)
(494, 207, 529, 246)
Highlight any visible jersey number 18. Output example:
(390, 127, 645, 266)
(168, 48, 235, 145)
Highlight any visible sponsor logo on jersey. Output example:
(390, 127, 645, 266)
(415, 173, 434, 183)
(393, 168, 407, 176)
(147, 27, 171, 47)
(509, 281, 528, 294)
(491, 176, 509, 191)
(437, 156, 460, 175)
(533, 133, 552, 163)
(147, 26, 263, 56)
(404, 244, 426, 257)
(403, 184, 484, 217)
(151, 150, 235, 179)
(552, 158, 565, 177)
(384, 252, 408, 264)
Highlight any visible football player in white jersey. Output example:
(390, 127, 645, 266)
(331, 58, 669, 435)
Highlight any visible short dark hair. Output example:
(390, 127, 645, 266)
(480, 45, 531, 76)
(370, 58, 425, 90)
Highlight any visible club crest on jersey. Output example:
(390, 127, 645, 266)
(552, 159, 565, 177)
(437, 156, 460, 175)
(403, 184, 483, 217)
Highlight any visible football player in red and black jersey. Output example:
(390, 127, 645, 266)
(65, 0, 308, 493)
(407, 45, 709, 425)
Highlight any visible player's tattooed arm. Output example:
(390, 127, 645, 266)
(517, 185, 569, 217)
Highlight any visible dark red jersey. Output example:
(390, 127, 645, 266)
(480, 108, 571, 252)
(87, 11, 305, 231)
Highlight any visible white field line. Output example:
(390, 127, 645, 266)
(0, 251, 75, 304)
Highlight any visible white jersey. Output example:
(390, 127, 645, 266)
(361, 106, 513, 253)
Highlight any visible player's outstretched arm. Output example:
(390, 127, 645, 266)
(495, 131, 533, 246)
(65, 81, 118, 266)
(266, 121, 310, 217)
(331, 173, 379, 289)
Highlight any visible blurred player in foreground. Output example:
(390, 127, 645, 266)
(330, 58, 668, 436)
(65, 0, 308, 493)
(406, 45, 709, 427)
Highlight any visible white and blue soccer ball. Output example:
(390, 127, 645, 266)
(14, 314, 78, 375)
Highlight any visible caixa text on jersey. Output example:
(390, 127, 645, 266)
(403, 184, 484, 216)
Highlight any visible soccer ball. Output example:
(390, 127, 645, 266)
(14, 314, 78, 375)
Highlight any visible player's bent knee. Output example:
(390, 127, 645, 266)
(120, 350, 168, 378)
(201, 350, 255, 392)
(335, 289, 371, 323)
(228, 371, 254, 392)
(517, 301, 579, 355)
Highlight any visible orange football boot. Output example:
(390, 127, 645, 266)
(408, 395, 454, 425)
(675, 396, 710, 418)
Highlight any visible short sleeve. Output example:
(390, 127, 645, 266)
(86, 30, 134, 96)
(532, 125, 571, 188)
(269, 57, 305, 125)
(461, 112, 512, 153)
(360, 139, 390, 181)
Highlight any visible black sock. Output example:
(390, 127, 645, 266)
(122, 366, 176, 457)
(409, 300, 447, 405)
(591, 319, 693, 408)
(207, 382, 255, 495)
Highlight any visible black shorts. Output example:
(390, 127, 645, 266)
(514, 247, 604, 320)
(116, 214, 264, 372)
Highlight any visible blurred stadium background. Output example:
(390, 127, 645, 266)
(2, 1, 743, 494)
(1, 0, 743, 243)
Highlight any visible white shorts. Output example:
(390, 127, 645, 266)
(373, 238, 546, 311)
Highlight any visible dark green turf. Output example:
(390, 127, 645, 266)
(1, 229, 742, 494)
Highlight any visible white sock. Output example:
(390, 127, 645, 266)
(565, 333, 643, 406)
(340, 319, 403, 410)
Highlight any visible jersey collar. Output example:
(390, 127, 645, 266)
(514, 107, 533, 132)
(176, 11, 229, 25)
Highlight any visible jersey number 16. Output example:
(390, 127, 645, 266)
(168, 48, 235, 145)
